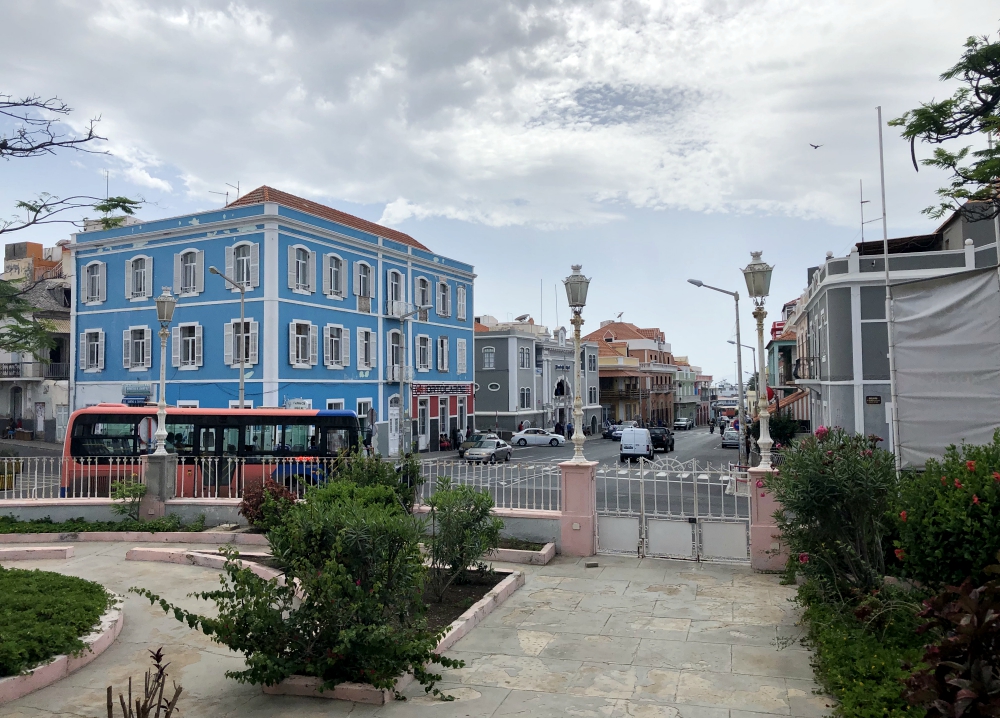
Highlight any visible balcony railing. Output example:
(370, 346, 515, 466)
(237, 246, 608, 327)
(385, 299, 416, 318)
(793, 357, 820, 381)
(385, 365, 414, 382)
(0, 362, 70, 380)
(603, 389, 648, 400)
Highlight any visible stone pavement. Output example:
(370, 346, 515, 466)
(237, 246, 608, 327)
(1, 545, 832, 718)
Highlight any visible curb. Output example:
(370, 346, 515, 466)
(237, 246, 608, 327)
(0, 595, 124, 705)
(489, 542, 555, 565)
(0, 532, 269, 545)
(0, 546, 74, 560)
(125, 547, 281, 582)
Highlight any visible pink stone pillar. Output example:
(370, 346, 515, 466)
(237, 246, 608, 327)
(559, 460, 597, 557)
(749, 466, 787, 571)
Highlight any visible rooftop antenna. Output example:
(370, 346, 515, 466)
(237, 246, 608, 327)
(554, 284, 559, 327)
(859, 179, 879, 243)
(226, 181, 240, 201)
(209, 189, 229, 207)
(104, 169, 109, 200)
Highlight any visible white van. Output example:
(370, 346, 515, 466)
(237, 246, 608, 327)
(620, 427, 654, 462)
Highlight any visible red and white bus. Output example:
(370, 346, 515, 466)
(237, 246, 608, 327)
(61, 404, 361, 498)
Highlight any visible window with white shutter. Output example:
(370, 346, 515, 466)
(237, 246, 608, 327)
(437, 281, 451, 317)
(225, 319, 258, 367)
(324, 324, 345, 367)
(457, 338, 467, 374)
(230, 242, 258, 290)
(172, 324, 202, 368)
(357, 329, 374, 370)
(83, 261, 106, 304)
(417, 335, 430, 371)
(289, 321, 315, 367)
(289, 245, 314, 293)
(437, 336, 449, 372)
(81, 329, 104, 371)
(124, 326, 151, 370)
(175, 250, 204, 296)
(126, 256, 152, 300)
(323, 254, 345, 298)
(456, 285, 466, 321)
(416, 277, 430, 308)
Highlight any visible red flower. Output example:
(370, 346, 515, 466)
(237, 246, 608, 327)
(993, 472, 1000, 483)
(895, 548, 905, 561)
(815, 426, 829, 440)
(941, 476, 948, 486)
(973, 494, 980, 505)
(955, 479, 964, 489)
(899, 510, 907, 522)
(798, 552, 809, 564)
(967, 461, 977, 472)
(355, 579, 362, 586)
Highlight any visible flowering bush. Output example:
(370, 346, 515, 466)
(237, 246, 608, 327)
(895, 431, 1000, 587)
(765, 426, 898, 600)
(238, 479, 295, 531)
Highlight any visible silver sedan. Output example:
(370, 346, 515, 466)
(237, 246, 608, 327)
(464, 439, 512, 463)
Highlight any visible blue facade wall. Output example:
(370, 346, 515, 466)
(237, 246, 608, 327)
(72, 200, 475, 450)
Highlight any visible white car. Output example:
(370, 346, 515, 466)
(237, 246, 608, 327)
(612, 421, 639, 441)
(511, 428, 566, 447)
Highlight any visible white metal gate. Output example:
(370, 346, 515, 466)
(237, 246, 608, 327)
(595, 458, 750, 562)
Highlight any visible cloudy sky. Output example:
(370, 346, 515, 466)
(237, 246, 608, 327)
(1, 1, 994, 381)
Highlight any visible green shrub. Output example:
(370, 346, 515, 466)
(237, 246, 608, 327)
(895, 431, 1000, 587)
(749, 409, 800, 449)
(331, 451, 423, 512)
(134, 498, 458, 696)
(0, 514, 202, 533)
(238, 479, 296, 531)
(799, 581, 926, 718)
(0, 567, 112, 676)
(765, 427, 898, 600)
(903, 552, 1000, 717)
(306, 480, 401, 511)
(110, 477, 146, 521)
(426, 478, 503, 602)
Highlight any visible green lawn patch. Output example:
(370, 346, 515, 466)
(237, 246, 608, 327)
(0, 567, 112, 676)
(0, 514, 205, 534)
(799, 584, 926, 718)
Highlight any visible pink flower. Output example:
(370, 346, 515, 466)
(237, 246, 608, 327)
(798, 553, 809, 564)
(815, 426, 829, 440)
(760, 492, 766, 497)
(895, 548, 905, 561)
(863, 449, 873, 457)
(973, 494, 980, 505)
(967, 461, 977, 472)
(941, 476, 948, 486)
(355, 579, 361, 586)
(899, 511, 907, 522)
(994, 472, 1000, 483)
(955, 479, 964, 489)
(756, 479, 764, 488)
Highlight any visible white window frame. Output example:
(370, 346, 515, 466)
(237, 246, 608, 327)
(227, 241, 259, 290)
(324, 323, 349, 368)
(124, 325, 152, 371)
(83, 261, 106, 305)
(126, 255, 152, 301)
(436, 280, 451, 317)
(588, 353, 597, 372)
(416, 334, 431, 372)
(456, 285, 467, 321)
(82, 328, 104, 372)
(177, 400, 200, 408)
(171, 321, 203, 370)
(589, 386, 598, 404)
(519, 387, 532, 410)
(327, 399, 345, 410)
(457, 338, 467, 375)
(357, 399, 374, 430)
(225, 318, 259, 368)
(323, 253, 345, 298)
(175, 249, 204, 297)
(482, 346, 495, 370)
(416, 277, 431, 308)
(437, 336, 449, 372)
(388, 329, 403, 367)
(388, 270, 402, 303)
(228, 400, 254, 409)
(357, 328, 375, 370)
(289, 320, 318, 368)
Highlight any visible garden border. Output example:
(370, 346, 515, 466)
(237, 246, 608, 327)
(0, 546, 74, 560)
(490, 542, 555, 565)
(0, 532, 268, 545)
(0, 594, 124, 706)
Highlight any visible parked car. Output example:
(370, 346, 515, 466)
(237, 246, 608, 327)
(611, 421, 639, 441)
(721, 429, 740, 448)
(464, 438, 512, 463)
(648, 426, 674, 452)
(458, 432, 499, 458)
(620, 427, 654, 462)
(602, 422, 616, 439)
(673, 417, 694, 430)
(511, 428, 566, 447)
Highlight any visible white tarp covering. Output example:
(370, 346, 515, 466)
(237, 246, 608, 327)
(890, 268, 1000, 469)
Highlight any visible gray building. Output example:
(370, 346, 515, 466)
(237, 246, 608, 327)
(473, 316, 601, 435)
(794, 209, 998, 448)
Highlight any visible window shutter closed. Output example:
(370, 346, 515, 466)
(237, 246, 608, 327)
(80, 271, 87, 303)
(250, 243, 260, 288)
(225, 246, 234, 285)
(97, 262, 106, 302)
(287, 246, 296, 289)
(195, 324, 203, 367)
(369, 330, 377, 368)
(353, 262, 361, 296)
(195, 251, 205, 294)
(457, 339, 467, 374)
(308, 250, 316, 293)
(122, 330, 131, 369)
(309, 324, 318, 365)
(289, 323, 297, 364)
(323, 325, 332, 366)
(172, 326, 181, 367)
(79, 333, 86, 370)
(368, 270, 376, 299)
(143, 328, 152, 368)
(143, 258, 152, 298)
(356, 330, 363, 370)
(341, 328, 350, 367)
(97, 331, 105, 370)
(446, 286, 452, 317)
(224, 322, 234, 366)
(249, 321, 258, 365)
(444, 338, 449, 371)
(173, 253, 182, 294)
(322, 255, 331, 296)
(125, 259, 133, 299)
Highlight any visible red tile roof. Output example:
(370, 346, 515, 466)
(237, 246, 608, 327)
(228, 186, 429, 251)
(474, 322, 491, 333)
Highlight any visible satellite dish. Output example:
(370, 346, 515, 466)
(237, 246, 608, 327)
(244, 371, 254, 379)
(515, 314, 529, 321)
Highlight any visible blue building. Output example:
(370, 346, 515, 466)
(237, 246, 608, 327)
(70, 186, 475, 455)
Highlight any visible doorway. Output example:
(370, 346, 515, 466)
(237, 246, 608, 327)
(9, 387, 22, 421)
(388, 395, 400, 457)
(417, 398, 429, 451)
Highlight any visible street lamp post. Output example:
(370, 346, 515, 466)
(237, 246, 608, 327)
(687, 279, 748, 466)
(396, 304, 432, 459)
(727, 340, 758, 417)
(563, 265, 591, 464)
(153, 288, 177, 455)
(742, 251, 775, 469)
(209, 266, 246, 409)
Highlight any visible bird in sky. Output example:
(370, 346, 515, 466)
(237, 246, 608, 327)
(809, 143, 823, 149)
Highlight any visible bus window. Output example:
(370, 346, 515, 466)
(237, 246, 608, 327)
(70, 418, 140, 457)
(198, 427, 219, 456)
(222, 427, 240, 456)
(244, 424, 278, 457)
(165, 423, 195, 455)
(281, 425, 313, 453)
(326, 428, 351, 454)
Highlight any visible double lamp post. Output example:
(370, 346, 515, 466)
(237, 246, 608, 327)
(689, 250, 774, 469)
